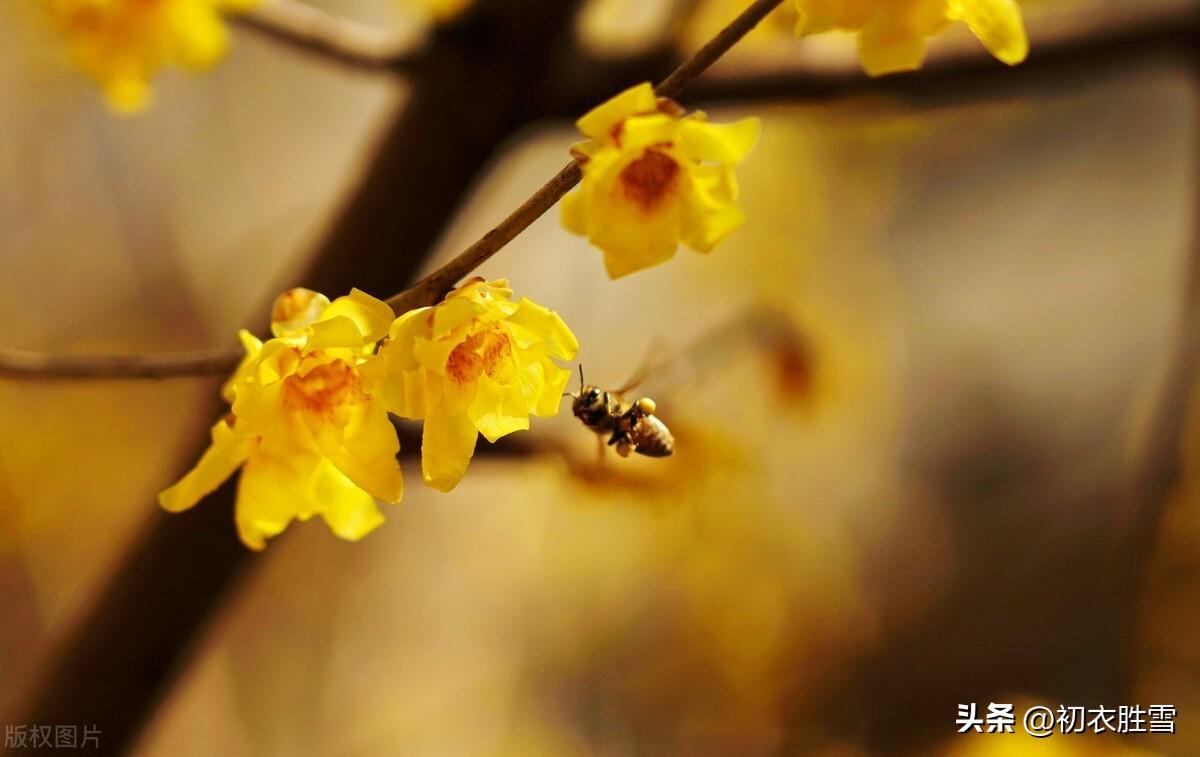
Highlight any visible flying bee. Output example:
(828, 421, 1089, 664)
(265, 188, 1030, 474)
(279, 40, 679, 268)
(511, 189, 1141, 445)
(568, 366, 674, 458)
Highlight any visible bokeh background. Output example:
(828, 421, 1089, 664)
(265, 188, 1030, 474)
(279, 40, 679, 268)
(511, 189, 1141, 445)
(1, 0, 1199, 754)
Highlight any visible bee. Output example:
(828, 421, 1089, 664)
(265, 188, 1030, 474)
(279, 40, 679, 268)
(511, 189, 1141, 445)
(568, 366, 674, 458)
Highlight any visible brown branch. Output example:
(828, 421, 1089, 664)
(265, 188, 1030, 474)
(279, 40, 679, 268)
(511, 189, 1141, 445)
(1110, 63, 1200, 696)
(384, 161, 582, 313)
(386, 0, 787, 313)
(235, 0, 422, 72)
(0, 346, 240, 380)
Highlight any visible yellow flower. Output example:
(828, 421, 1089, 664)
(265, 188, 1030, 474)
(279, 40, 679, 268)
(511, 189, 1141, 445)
(45, 0, 255, 113)
(793, 0, 1028, 76)
(159, 287, 403, 550)
(370, 278, 578, 492)
(396, 0, 471, 22)
(561, 82, 761, 279)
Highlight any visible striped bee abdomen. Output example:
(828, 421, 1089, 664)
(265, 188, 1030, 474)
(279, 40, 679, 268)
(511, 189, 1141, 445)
(630, 413, 674, 457)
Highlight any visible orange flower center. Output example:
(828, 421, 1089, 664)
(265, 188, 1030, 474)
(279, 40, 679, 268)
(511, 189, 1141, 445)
(64, 0, 163, 30)
(446, 326, 514, 385)
(619, 147, 679, 211)
(282, 360, 365, 420)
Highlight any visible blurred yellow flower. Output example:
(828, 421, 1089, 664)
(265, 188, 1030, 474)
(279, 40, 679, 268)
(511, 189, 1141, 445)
(396, 0, 471, 22)
(561, 82, 761, 278)
(45, 0, 255, 112)
(793, 0, 1028, 76)
(370, 278, 578, 492)
(159, 287, 403, 550)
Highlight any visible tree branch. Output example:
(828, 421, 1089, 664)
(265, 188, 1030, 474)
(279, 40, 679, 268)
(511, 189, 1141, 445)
(235, 0, 422, 73)
(1111, 68, 1200, 695)
(0, 347, 239, 380)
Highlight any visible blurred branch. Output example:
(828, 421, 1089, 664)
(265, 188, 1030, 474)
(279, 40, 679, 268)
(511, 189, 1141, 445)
(547, 0, 700, 107)
(386, 0, 788, 313)
(236, 0, 422, 72)
(1126, 313, 1200, 546)
(550, 2, 1200, 112)
(1113, 62, 1200, 694)
(0, 347, 239, 380)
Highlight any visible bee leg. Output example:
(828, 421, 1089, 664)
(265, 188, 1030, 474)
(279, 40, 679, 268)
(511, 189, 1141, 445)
(595, 435, 607, 468)
(607, 430, 634, 458)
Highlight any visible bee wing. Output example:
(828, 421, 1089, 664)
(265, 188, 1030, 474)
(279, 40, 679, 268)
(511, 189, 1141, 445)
(614, 336, 672, 397)
(612, 307, 806, 400)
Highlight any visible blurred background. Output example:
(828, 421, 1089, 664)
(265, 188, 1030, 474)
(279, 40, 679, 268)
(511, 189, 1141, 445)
(1, 0, 1198, 754)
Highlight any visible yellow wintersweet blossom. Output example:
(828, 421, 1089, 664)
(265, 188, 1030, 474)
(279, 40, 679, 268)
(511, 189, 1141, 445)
(793, 0, 1028, 76)
(369, 278, 578, 492)
(159, 287, 404, 550)
(396, 0, 471, 22)
(45, 0, 255, 112)
(561, 82, 761, 279)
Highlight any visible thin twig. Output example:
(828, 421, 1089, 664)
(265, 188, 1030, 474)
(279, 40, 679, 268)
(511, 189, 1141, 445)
(236, 0, 421, 72)
(384, 161, 583, 313)
(0, 347, 240, 380)
(654, 0, 783, 98)
(386, 0, 787, 313)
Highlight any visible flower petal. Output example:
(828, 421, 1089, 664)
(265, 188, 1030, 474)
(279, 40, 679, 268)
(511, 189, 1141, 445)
(328, 402, 404, 503)
(421, 409, 478, 492)
(947, 0, 1028, 66)
(159, 420, 252, 513)
(321, 288, 395, 344)
(222, 329, 264, 403)
(234, 449, 316, 550)
(312, 459, 386, 543)
(560, 188, 588, 236)
(271, 288, 331, 338)
(619, 114, 683, 153)
(577, 82, 657, 141)
(591, 186, 683, 278)
(679, 117, 761, 164)
(793, 0, 871, 35)
(469, 374, 530, 443)
(507, 299, 579, 360)
(858, 18, 928, 76)
(306, 315, 368, 352)
(534, 362, 573, 417)
(682, 165, 746, 253)
(164, 1, 230, 71)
